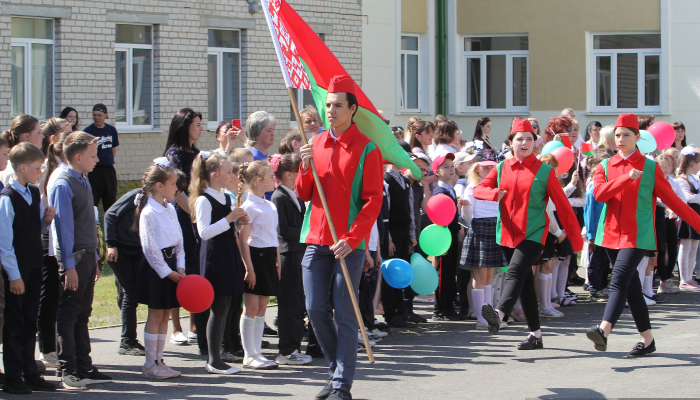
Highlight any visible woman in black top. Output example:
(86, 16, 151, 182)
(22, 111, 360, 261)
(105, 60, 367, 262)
(473, 116, 496, 150)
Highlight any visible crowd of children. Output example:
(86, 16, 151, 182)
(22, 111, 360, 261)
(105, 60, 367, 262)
(0, 105, 697, 394)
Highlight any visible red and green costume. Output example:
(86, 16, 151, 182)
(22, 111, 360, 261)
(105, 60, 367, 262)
(295, 123, 384, 251)
(474, 153, 583, 252)
(594, 150, 700, 250)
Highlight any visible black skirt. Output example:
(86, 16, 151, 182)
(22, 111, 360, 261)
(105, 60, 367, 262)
(137, 247, 180, 310)
(460, 217, 507, 269)
(541, 233, 557, 261)
(246, 246, 280, 296)
(678, 203, 700, 240)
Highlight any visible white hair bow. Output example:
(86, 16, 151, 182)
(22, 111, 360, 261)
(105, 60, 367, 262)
(200, 151, 212, 160)
(474, 140, 484, 150)
(134, 193, 143, 206)
(681, 146, 696, 156)
(153, 157, 170, 167)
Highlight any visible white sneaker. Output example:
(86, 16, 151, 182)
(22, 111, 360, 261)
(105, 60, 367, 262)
(275, 350, 312, 365)
(187, 332, 198, 344)
(206, 363, 241, 374)
(540, 307, 564, 318)
(40, 352, 59, 368)
(644, 296, 656, 306)
(62, 372, 88, 389)
(370, 328, 388, 338)
(358, 331, 376, 347)
(243, 355, 278, 370)
(170, 332, 189, 345)
(476, 321, 489, 330)
(142, 363, 176, 379)
(499, 321, 508, 329)
(159, 361, 182, 377)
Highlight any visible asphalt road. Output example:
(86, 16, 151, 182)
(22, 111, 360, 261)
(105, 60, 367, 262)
(12, 283, 700, 399)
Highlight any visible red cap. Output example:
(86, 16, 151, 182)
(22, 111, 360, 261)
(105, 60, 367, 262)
(510, 118, 534, 134)
(615, 113, 639, 130)
(431, 152, 455, 172)
(328, 75, 356, 96)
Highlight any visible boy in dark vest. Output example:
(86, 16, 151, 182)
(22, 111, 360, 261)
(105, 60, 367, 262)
(49, 131, 112, 389)
(382, 162, 417, 328)
(0, 143, 57, 394)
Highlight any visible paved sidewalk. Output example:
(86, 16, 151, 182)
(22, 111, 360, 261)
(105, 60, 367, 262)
(13, 286, 700, 399)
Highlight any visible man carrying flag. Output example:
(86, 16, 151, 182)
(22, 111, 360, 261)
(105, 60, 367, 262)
(296, 75, 384, 400)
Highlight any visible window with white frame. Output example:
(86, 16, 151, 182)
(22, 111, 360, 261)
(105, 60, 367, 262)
(207, 29, 241, 130)
(11, 17, 54, 119)
(115, 24, 153, 127)
(462, 36, 528, 113)
(590, 34, 661, 113)
(400, 35, 420, 111)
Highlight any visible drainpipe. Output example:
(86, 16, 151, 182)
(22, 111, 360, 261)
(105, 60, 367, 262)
(436, 0, 447, 116)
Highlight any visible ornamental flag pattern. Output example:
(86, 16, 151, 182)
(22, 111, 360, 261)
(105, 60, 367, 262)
(262, 0, 311, 90)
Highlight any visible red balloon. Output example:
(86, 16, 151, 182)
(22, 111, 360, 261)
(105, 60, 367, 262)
(551, 146, 574, 174)
(647, 121, 675, 150)
(426, 194, 456, 226)
(176, 275, 214, 313)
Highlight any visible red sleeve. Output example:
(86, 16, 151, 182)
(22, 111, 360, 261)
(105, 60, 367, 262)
(593, 163, 634, 203)
(295, 163, 315, 202)
(654, 165, 700, 233)
(547, 170, 583, 252)
(473, 165, 500, 201)
(341, 146, 384, 250)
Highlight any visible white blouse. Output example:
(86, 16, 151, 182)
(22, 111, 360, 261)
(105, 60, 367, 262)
(139, 197, 186, 279)
(461, 183, 498, 221)
(195, 187, 233, 241)
(241, 193, 279, 248)
(678, 175, 700, 204)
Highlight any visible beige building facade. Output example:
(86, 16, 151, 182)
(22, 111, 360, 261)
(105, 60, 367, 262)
(364, 0, 699, 147)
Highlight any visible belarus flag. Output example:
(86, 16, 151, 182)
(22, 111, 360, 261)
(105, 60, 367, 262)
(261, 0, 421, 177)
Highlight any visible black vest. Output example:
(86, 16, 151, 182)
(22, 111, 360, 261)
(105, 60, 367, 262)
(384, 172, 411, 230)
(1, 184, 43, 276)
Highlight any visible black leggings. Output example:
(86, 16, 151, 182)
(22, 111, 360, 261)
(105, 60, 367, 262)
(602, 248, 651, 332)
(207, 295, 231, 367)
(498, 240, 544, 332)
(656, 217, 678, 281)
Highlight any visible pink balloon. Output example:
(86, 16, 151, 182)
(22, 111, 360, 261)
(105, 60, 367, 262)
(551, 146, 574, 174)
(647, 121, 675, 150)
(426, 194, 456, 226)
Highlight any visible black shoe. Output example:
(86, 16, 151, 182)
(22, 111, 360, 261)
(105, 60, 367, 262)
(586, 325, 608, 351)
(315, 378, 333, 399)
(24, 375, 56, 392)
(118, 340, 146, 356)
(406, 313, 427, 323)
(328, 389, 352, 400)
(264, 324, 278, 336)
(2, 377, 32, 394)
(387, 316, 413, 328)
(481, 304, 501, 335)
(628, 339, 656, 357)
(77, 368, 112, 384)
(262, 340, 270, 349)
(442, 311, 467, 321)
(373, 322, 390, 332)
(648, 294, 665, 303)
(0, 371, 5, 384)
(570, 276, 585, 285)
(517, 334, 543, 350)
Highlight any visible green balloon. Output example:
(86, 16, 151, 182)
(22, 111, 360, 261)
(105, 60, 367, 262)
(419, 224, 452, 256)
(542, 140, 564, 155)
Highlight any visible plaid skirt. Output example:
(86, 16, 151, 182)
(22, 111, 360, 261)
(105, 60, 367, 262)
(460, 217, 507, 269)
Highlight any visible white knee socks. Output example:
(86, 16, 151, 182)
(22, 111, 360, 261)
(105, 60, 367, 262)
(156, 334, 166, 363)
(144, 332, 158, 368)
(537, 273, 549, 309)
(679, 239, 700, 284)
(254, 317, 266, 356)
(484, 285, 493, 307)
(643, 272, 654, 298)
(240, 315, 257, 358)
(551, 261, 560, 299)
(472, 289, 485, 323)
(556, 256, 570, 299)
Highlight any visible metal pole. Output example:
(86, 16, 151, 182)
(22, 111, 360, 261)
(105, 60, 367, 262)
(287, 88, 375, 363)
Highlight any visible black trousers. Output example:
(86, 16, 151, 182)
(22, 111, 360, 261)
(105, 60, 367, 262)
(359, 251, 378, 330)
(498, 240, 544, 332)
(56, 251, 97, 375)
(109, 244, 143, 343)
(222, 294, 243, 353)
(382, 228, 410, 321)
(278, 251, 305, 356)
(456, 268, 471, 315)
(435, 231, 459, 315)
(87, 164, 117, 212)
(602, 248, 651, 332)
(587, 245, 610, 293)
(2, 267, 42, 378)
(657, 217, 679, 281)
(38, 254, 60, 354)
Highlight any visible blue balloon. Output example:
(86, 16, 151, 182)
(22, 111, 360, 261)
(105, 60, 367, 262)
(409, 253, 439, 295)
(542, 140, 564, 155)
(638, 130, 657, 154)
(381, 258, 414, 289)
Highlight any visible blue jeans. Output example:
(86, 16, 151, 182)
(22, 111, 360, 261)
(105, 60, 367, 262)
(302, 245, 364, 392)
